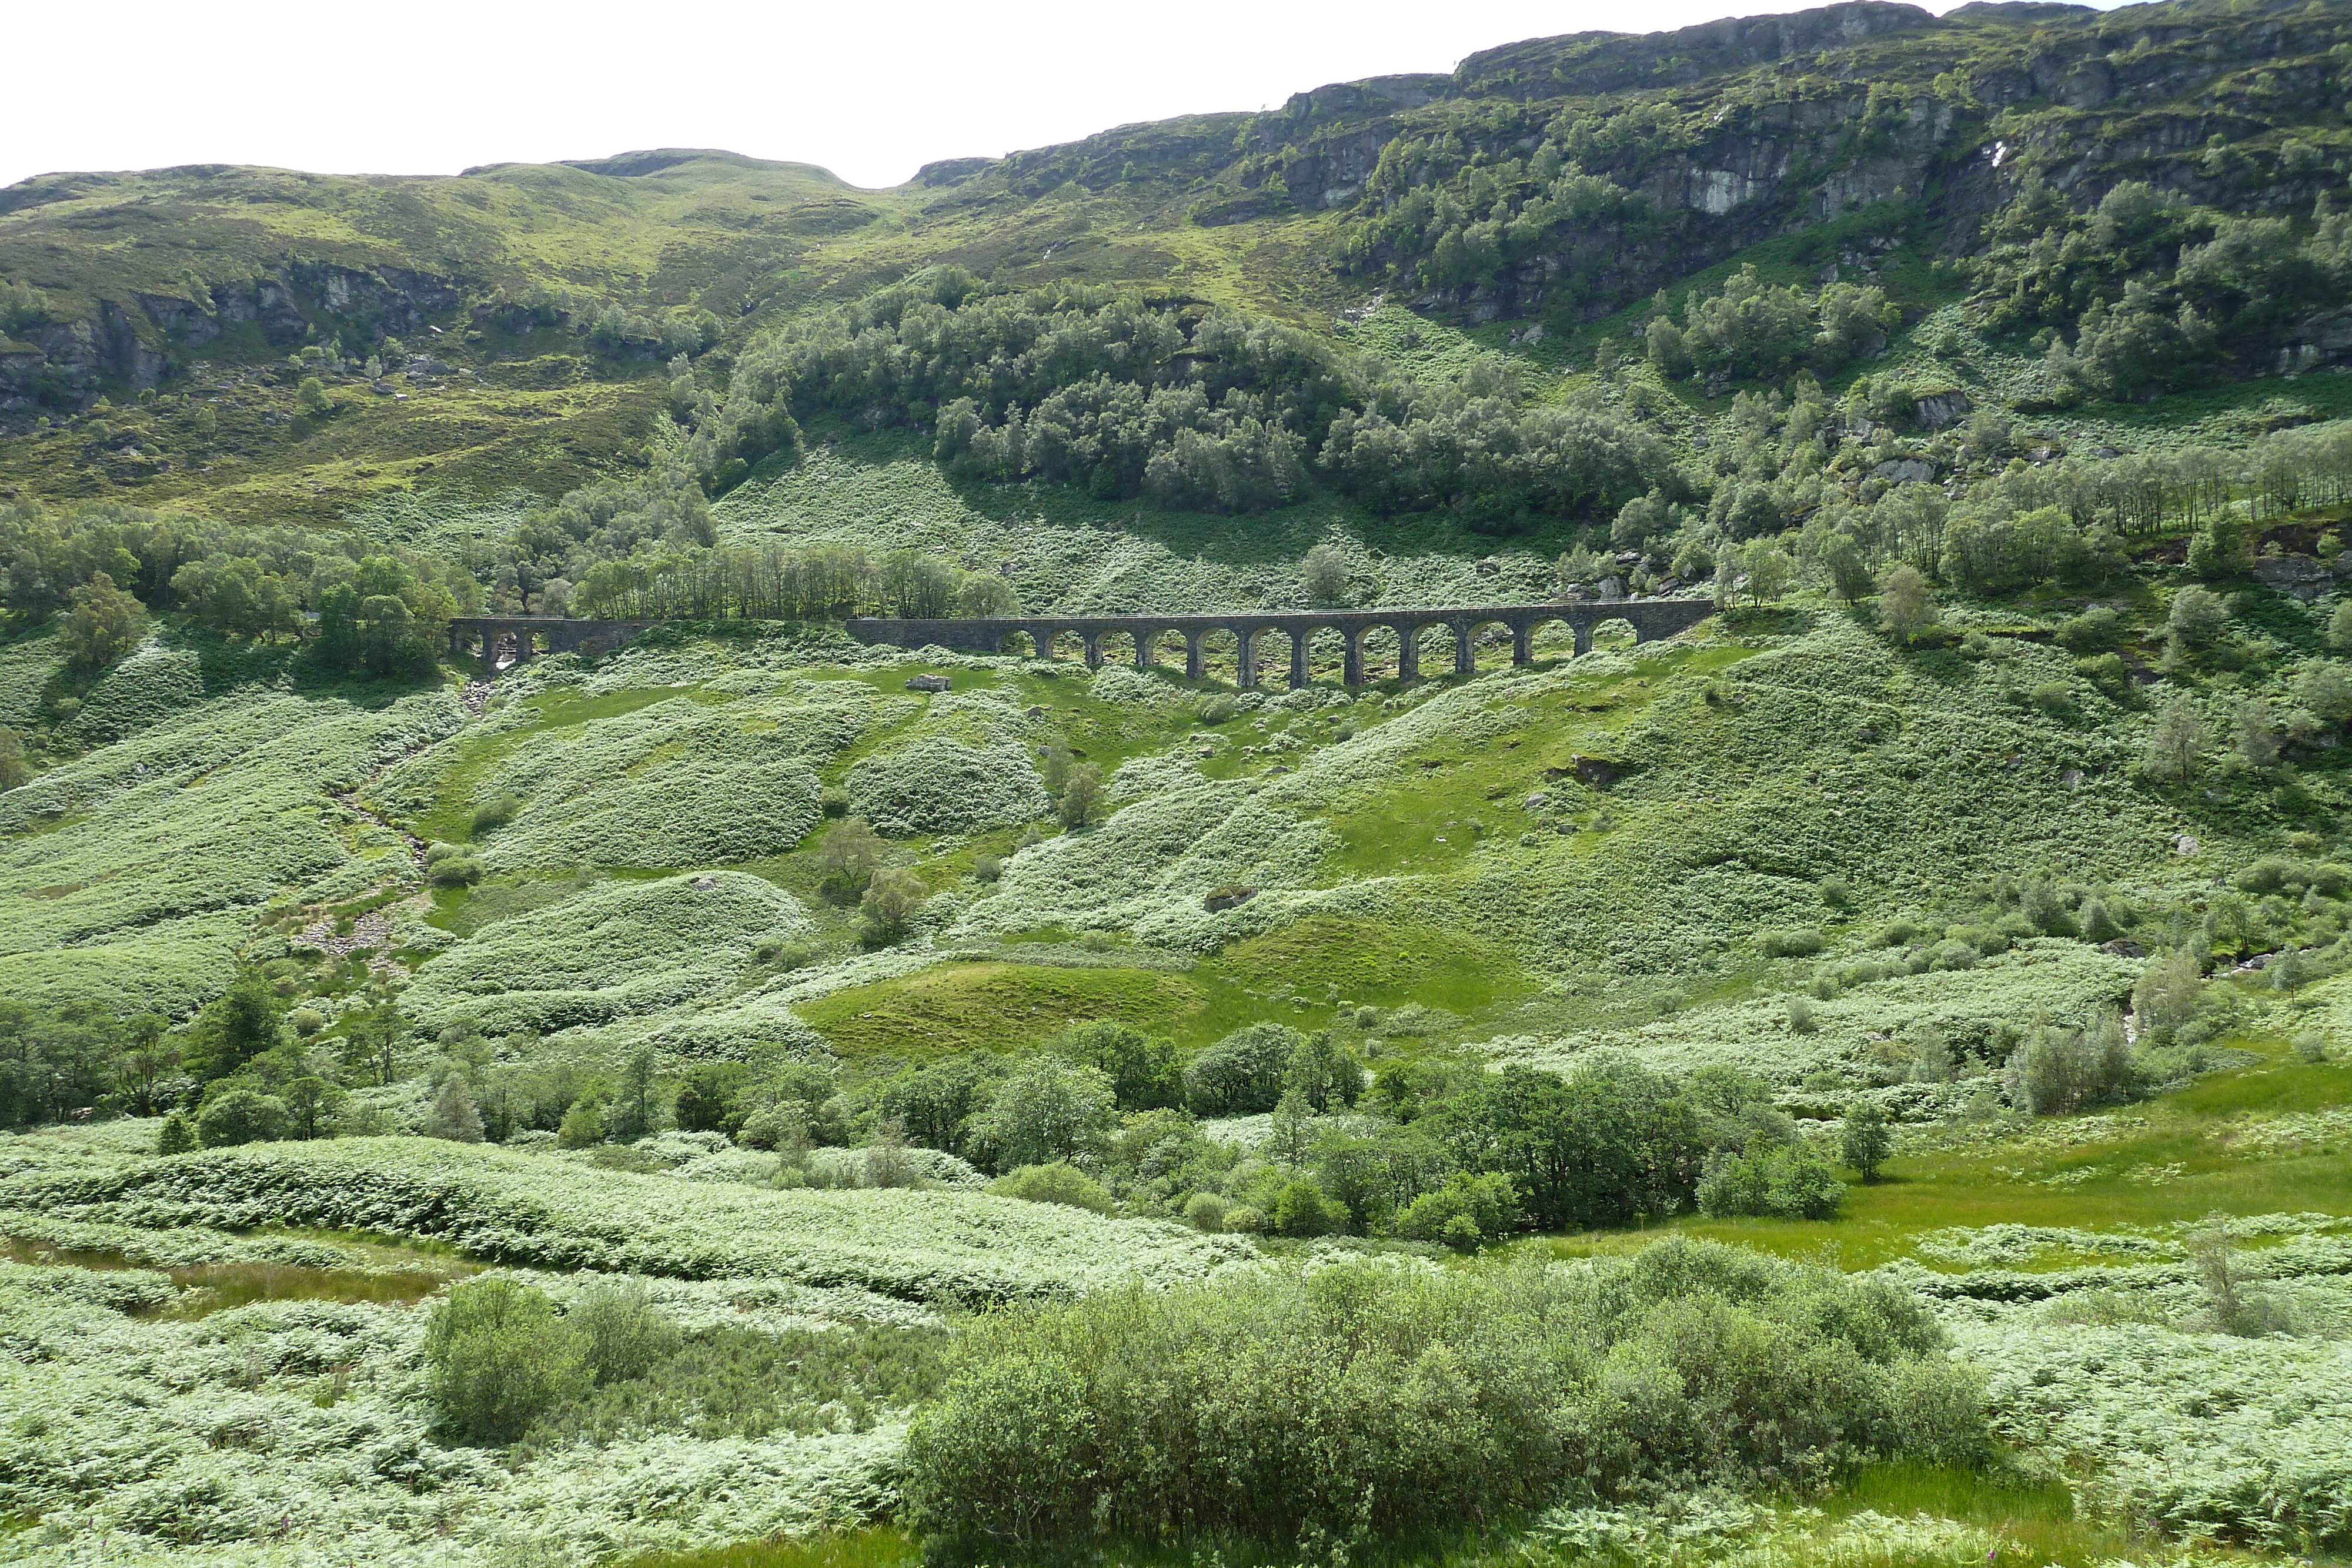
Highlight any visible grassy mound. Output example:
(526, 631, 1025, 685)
(0, 1135, 1251, 1305)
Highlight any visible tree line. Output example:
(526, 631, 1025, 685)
(0, 499, 480, 678)
(691, 269, 1677, 532)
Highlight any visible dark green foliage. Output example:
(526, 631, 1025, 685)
(707, 271, 1671, 530)
(155, 1109, 197, 1154)
(1426, 1054, 1705, 1231)
(672, 1062, 746, 1134)
(186, 968, 288, 1082)
(1981, 183, 2352, 394)
(58, 571, 148, 671)
(195, 1085, 290, 1148)
(0, 999, 125, 1126)
(1052, 1021, 1180, 1112)
(1183, 1022, 1301, 1116)
(1394, 1169, 1521, 1248)
(312, 555, 456, 679)
(901, 1243, 1984, 1557)
(856, 1053, 1003, 1156)
(1696, 1134, 1845, 1219)
(1282, 1030, 1364, 1113)
(1649, 266, 1898, 383)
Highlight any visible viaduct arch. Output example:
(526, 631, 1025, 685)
(842, 599, 1715, 687)
(448, 597, 1715, 686)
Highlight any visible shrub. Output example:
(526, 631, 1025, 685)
(2003, 1015, 2133, 1115)
(2056, 606, 2123, 651)
(471, 793, 523, 833)
(425, 1078, 485, 1142)
(900, 1244, 1982, 1557)
(974, 1057, 1118, 1169)
(1269, 1176, 1345, 1236)
(556, 1097, 607, 1148)
(816, 815, 883, 897)
(992, 1162, 1116, 1213)
(859, 867, 926, 944)
(1221, 1204, 1267, 1234)
(2143, 697, 2209, 782)
(1695, 1135, 1844, 1219)
(1760, 927, 1826, 958)
(1875, 563, 1938, 646)
(59, 572, 148, 672)
(1054, 1019, 1181, 1111)
(1057, 763, 1104, 830)
(423, 1278, 589, 1444)
(569, 1282, 682, 1385)
(1840, 1103, 1892, 1182)
(1182, 1191, 1229, 1231)
(1393, 1171, 1520, 1249)
(425, 841, 484, 887)
(0, 726, 31, 791)
(2167, 585, 2229, 647)
(155, 1109, 197, 1155)
(1300, 543, 1349, 606)
(196, 1086, 289, 1148)
(1197, 694, 1237, 724)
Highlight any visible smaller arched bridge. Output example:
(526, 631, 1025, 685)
(845, 599, 1715, 687)
(447, 597, 1715, 687)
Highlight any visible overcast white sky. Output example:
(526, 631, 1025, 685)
(8, 0, 2081, 193)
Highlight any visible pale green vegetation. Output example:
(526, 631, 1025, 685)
(8, 4, 2352, 1566)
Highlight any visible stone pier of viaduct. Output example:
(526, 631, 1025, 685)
(844, 599, 1716, 687)
(450, 597, 1715, 687)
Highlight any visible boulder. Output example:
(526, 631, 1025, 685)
(906, 673, 952, 693)
(2252, 553, 2334, 600)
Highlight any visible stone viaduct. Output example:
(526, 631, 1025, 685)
(447, 616, 650, 677)
(449, 597, 1715, 687)
(844, 599, 1715, 686)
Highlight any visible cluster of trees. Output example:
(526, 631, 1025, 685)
(693, 270, 1673, 531)
(731, 1029, 1882, 1246)
(904, 1241, 1987, 1558)
(479, 283, 725, 362)
(1979, 182, 2352, 397)
(1335, 133, 1659, 290)
(574, 539, 1015, 623)
(1646, 265, 1900, 384)
(1329, 100, 1695, 299)
(0, 965, 385, 1146)
(0, 500, 478, 677)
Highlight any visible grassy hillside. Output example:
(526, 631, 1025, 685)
(6, 3, 2352, 1566)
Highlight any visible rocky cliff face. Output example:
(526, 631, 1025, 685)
(0, 263, 462, 420)
(1177, 0, 2348, 327)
